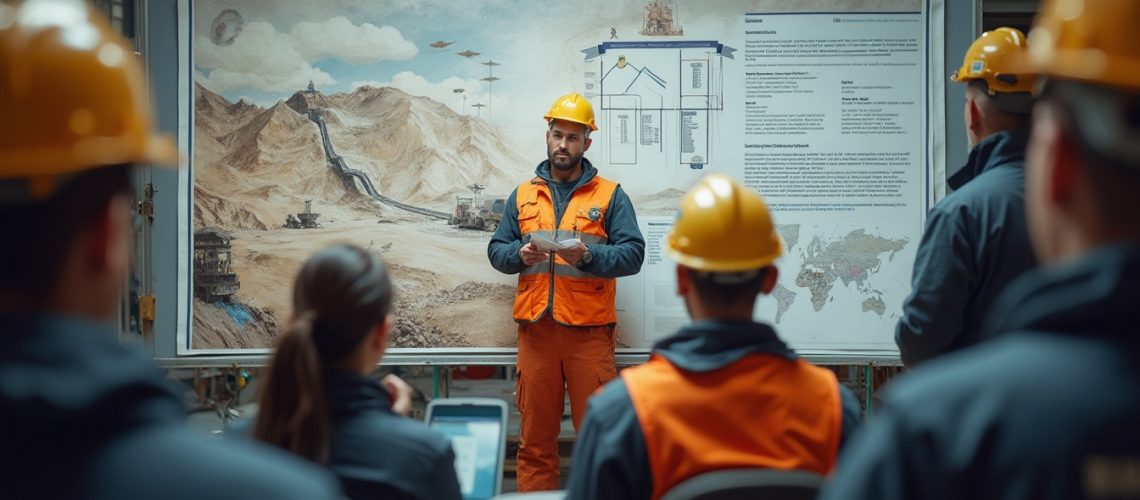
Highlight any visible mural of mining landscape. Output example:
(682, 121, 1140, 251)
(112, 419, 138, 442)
(192, 79, 526, 349)
(190, 3, 544, 350)
(188, 0, 734, 350)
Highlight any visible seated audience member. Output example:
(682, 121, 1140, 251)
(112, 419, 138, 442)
(566, 174, 862, 500)
(253, 244, 462, 500)
(0, 1, 338, 498)
(820, 1, 1140, 499)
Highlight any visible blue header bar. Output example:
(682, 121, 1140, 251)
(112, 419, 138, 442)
(582, 40, 735, 60)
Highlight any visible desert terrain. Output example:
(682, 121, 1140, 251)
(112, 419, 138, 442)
(197, 218, 519, 349)
(192, 83, 530, 349)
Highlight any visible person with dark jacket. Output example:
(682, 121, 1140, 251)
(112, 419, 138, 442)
(821, 1, 1140, 498)
(487, 93, 645, 491)
(0, 2, 338, 498)
(566, 175, 861, 500)
(896, 28, 1039, 367)
(254, 244, 462, 500)
(0, 316, 339, 499)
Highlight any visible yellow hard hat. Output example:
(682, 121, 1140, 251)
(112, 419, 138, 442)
(667, 174, 783, 273)
(1012, 0, 1140, 91)
(0, 0, 178, 181)
(543, 93, 598, 131)
(951, 27, 1038, 94)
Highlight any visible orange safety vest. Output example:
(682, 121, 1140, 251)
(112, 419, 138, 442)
(513, 175, 619, 326)
(623, 353, 842, 499)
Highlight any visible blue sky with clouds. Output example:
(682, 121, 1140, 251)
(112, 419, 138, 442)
(190, 0, 656, 147)
(193, 0, 549, 109)
(191, 0, 767, 151)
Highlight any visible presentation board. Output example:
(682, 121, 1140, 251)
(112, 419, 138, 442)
(174, 0, 943, 359)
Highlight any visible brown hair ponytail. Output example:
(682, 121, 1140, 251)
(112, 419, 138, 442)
(251, 244, 394, 463)
(253, 311, 331, 462)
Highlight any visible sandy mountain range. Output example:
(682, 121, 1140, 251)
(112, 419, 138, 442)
(634, 187, 687, 216)
(193, 82, 534, 230)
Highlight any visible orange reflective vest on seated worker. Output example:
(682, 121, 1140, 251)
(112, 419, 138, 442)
(513, 175, 618, 326)
(623, 352, 842, 498)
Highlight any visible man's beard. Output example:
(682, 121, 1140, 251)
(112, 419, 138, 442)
(548, 148, 583, 172)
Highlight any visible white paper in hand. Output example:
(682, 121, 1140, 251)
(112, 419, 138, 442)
(530, 234, 582, 252)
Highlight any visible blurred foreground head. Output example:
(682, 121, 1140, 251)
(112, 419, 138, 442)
(0, 0, 176, 316)
(1014, 0, 1140, 263)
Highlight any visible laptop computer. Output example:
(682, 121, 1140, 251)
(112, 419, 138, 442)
(426, 398, 509, 500)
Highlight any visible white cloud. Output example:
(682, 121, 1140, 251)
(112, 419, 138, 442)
(193, 0, 440, 35)
(292, 17, 417, 63)
(195, 17, 415, 95)
(195, 21, 335, 94)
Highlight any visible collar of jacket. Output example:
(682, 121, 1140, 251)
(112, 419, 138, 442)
(983, 243, 1140, 346)
(532, 158, 598, 190)
(949, 128, 1031, 190)
(651, 319, 797, 373)
(0, 312, 185, 428)
(323, 369, 394, 418)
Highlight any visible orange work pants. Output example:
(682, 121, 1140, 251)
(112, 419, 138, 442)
(515, 314, 617, 492)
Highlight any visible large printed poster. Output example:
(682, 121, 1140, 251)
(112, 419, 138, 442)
(183, 0, 930, 354)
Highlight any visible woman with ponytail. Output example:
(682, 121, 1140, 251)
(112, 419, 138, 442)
(253, 244, 461, 500)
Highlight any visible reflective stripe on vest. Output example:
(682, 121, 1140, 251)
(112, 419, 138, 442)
(513, 175, 619, 326)
(623, 353, 842, 499)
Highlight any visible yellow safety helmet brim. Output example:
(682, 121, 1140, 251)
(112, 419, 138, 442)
(0, 0, 179, 180)
(1007, 0, 1140, 92)
(543, 93, 598, 131)
(666, 174, 783, 273)
(952, 27, 1039, 95)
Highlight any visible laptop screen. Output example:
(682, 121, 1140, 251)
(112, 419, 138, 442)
(428, 404, 505, 500)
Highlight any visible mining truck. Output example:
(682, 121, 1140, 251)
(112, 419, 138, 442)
(449, 184, 507, 231)
(285, 200, 322, 229)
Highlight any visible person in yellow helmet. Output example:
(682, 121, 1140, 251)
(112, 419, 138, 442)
(822, 1, 1140, 498)
(487, 92, 645, 491)
(896, 27, 1040, 367)
(566, 174, 860, 500)
(0, 1, 337, 498)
